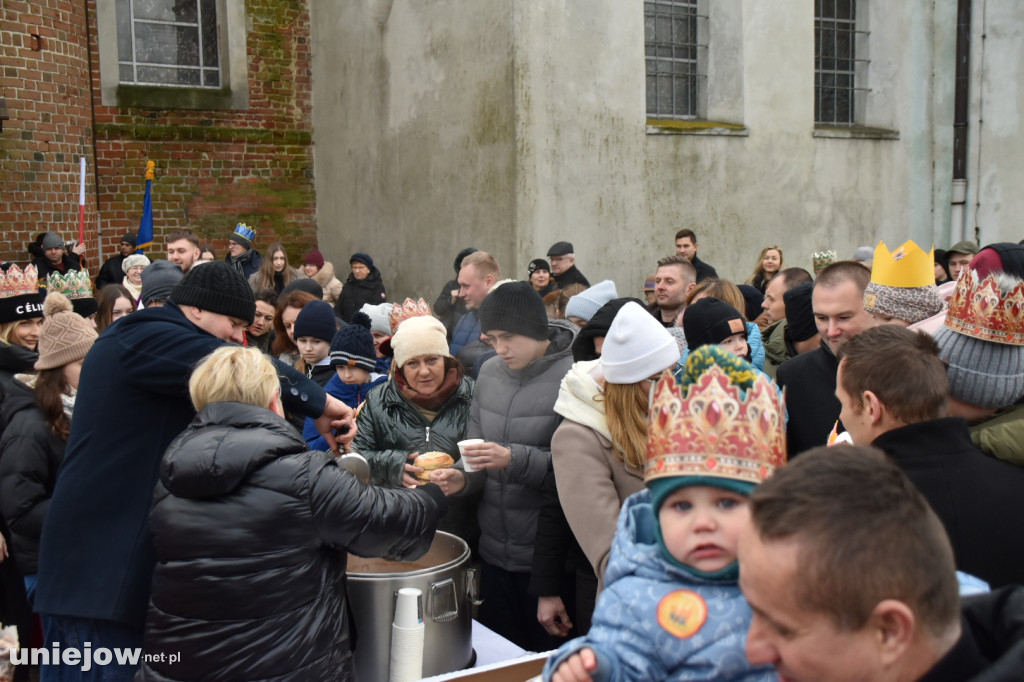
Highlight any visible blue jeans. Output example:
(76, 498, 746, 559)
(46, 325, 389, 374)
(23, 575, 37, 606)
(39, 615, 141, 682)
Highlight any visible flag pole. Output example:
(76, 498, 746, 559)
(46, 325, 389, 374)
(78, 157, 86, 244)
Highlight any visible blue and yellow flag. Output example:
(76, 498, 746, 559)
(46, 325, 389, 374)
(136, 160, 155, 253)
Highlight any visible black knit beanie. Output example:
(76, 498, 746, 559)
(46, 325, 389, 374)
(682, 298, 747, 350)
(329, 312, 377, 372)
(478, 281, 548, 340)
(169, 260, 256, 325)
(783, 282, 817, 342)
(293, 300, 337, 342)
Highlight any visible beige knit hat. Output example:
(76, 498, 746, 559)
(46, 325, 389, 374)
(389, 315, 450, 368)
(35, 293, 98, 370)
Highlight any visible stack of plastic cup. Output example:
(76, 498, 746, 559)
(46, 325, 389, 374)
(389, 587, 425, 682)
(458, 438, 484, 472)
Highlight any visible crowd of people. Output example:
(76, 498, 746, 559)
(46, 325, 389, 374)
(0, 223, 1021, 681)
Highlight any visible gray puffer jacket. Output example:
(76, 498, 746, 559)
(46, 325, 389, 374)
(463, 324, 575, 572)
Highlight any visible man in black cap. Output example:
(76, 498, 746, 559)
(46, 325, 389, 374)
(96, 232, 138, 289)
(35, 261, 356, 678)
(547, 241, 590, 289)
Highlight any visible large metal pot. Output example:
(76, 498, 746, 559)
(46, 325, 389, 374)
(347, 532, 479, 680)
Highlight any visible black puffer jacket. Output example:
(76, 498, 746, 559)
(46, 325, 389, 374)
(333, 266, 386, 323)
(0, 342, 37, 436)
(0, 378, 64, 575)
(140, 401, 446, 682)
(353, 373, 479, 543)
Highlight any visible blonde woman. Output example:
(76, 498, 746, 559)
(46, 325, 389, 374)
(550, 302, 680, 591)
(746, 245, 783, 294)
(139, 346, 445, 681)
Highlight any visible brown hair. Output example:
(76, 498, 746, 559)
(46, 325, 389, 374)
(750, 445, 959, 637)
(777, 267, 813, 291)
(95, 285, 137, 333)
(461, 251, 502, 281)
(685, 278, 747, 318)
(601, 381, 650, 469)
(746, 246, 784, 285)
(837, 325, 948, 423)
(543, 284, 586, 319)
(252, 242, 297, 291)
(271, 290, 317, 356)
(166, 228, 200, 249)
(33, 367, 73, 440)
(814, 261, 871, 293)
(674, 229, 697, 243)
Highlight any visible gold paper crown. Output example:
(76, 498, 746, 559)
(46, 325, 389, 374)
(869, 240, 934, 288)
(812, 250, 837, 270)
(944, 269, 1024, 346)
(389, 298, 432, 334)
(0, 264, 41, 299)
(646, 350, 786, 486)
(46, 270, 94, 300)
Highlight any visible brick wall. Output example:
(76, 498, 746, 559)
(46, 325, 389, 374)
(0, 0, 98, 268)
(0, 0, 317, 273)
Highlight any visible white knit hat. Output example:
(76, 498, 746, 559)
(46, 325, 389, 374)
(359, 302, 395, 336)
(390, 315, 450, 368)
(600, 302, 680, 384)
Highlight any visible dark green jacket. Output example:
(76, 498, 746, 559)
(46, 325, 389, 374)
(354, 375, 475, 487)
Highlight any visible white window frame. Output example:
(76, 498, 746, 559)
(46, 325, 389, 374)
(97, 0, 248, 110)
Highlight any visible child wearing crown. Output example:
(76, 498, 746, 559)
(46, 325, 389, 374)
(544, 346, 783, 682)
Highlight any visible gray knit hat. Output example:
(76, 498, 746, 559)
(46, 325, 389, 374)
(40, 232, 64, 250)
(934, 326, 1024, 408)
(565, 279, 618, 323)
(141, 260, 183, 307)
(170, 260, 256, 324)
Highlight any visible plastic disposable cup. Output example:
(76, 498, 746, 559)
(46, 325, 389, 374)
(458, 438, 484, 472)
(393, 587, 423, 628)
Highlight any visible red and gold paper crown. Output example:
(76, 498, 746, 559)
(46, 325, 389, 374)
(943, 268, 1024, 346)
(46, 270, 93, 300)
(389, 297, 432, 334)
(646, 347, 786, 486)
(0, 264, 41, 299)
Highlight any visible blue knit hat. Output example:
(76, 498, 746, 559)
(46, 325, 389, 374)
(293, 300, 337, 342)
(565, 279, 618, 323)
(329, 312, 377, 372)
(350, 252, 374, 269)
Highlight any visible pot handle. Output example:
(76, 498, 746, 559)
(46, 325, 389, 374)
(431, 578, 459, 623)
(465, 567, 484, 607)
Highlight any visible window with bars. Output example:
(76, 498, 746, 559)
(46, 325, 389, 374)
(115, 0, 221, 88)
(645, 1, 705, 120)
(815, 0, 866, 125)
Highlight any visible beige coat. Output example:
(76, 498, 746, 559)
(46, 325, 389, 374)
(551, 360, 644, 592)
(310, 261, 344, 305)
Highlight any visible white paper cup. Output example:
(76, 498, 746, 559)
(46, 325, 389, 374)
(393, 587, 423, 628)
(458, 438, 484, 472)
(390, 621, 424, 682)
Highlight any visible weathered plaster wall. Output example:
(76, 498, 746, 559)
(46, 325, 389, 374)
(311, 0, 516, 299)
(967, 2, 1024, 245)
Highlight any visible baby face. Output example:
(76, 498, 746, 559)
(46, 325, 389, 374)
(658, 485, 750, 573)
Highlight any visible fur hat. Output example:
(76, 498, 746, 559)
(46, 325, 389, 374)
(170, 260, 256, 325)
(565, 280, 618, 323)
(600, 302, 679, 384)
(122, 254, 151, 274)
(478, 281, 548, 340)
(35, 292, 97, 370)
(293, 300, 337, 342)
(390, 315, 450, 368)
(682, 298, 747, 351)
(329, 312, 377, 372)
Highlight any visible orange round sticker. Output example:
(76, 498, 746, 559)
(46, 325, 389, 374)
(656, 589, 708, 639)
